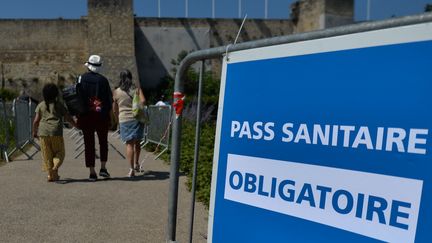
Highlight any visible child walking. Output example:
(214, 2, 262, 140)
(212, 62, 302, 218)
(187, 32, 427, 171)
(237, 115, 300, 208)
(32, 83, 77, 182)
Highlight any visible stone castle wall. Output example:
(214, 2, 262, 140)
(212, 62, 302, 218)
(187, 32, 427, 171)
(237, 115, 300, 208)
(0, 19, 88, 95)
(0, 0, 353, 98)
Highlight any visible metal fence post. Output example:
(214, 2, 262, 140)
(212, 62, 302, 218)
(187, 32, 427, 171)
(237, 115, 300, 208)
(188, 61, 204, 243)
(167, 104, 182, 243)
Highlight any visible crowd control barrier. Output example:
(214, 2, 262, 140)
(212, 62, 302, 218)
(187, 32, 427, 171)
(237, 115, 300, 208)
(8, 99, 40, 160)
(66, 127, 85, 159)
(0, 98, 10, 162)
(142, 105, 172, 159)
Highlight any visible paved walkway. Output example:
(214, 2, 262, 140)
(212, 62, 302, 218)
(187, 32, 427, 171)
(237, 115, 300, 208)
(0, 129, 208, 243)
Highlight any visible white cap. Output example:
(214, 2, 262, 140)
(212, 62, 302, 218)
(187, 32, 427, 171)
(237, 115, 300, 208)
(85, 55, 102, 73)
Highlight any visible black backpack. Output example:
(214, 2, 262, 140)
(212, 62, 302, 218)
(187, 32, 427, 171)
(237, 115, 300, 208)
(62, 76, 87, 116)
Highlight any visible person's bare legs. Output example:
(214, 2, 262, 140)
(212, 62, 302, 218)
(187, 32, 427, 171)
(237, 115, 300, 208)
(126, 140, 135, 177)
(134, 141, 141, 171)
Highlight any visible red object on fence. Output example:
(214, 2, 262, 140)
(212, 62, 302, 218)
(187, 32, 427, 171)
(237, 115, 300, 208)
(173, 92, 185, 119)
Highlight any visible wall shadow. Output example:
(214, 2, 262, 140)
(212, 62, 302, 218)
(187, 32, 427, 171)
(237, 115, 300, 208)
(253, 19, 272, 37)
(206, 18, 224, 47)
(179, 19, 201, 50)
(134, 21, 168, 90)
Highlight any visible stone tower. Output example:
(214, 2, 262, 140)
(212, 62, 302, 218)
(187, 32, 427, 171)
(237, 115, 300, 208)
(87, 0, 139, 87)
(292, 0, 354, 33)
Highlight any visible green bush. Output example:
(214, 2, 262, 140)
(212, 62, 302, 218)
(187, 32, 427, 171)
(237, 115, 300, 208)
(155, 51, 220, 208)
(0, 88, 18, 101)
(160, 120, 215, 207)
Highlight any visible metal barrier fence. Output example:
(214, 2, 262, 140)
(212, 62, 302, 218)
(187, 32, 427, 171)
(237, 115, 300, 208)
(0, 98, 10, 162)
(142, 105, 172, 159)
(67, 127, 85, 159)
(8, 99, 40, 159)
(4, 102, 13, 120)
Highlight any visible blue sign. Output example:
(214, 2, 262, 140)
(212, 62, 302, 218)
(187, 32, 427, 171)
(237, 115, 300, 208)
(208, 23, 432, 243)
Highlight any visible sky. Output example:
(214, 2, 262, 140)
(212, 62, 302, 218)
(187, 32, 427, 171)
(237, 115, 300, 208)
(0, 0, 431, 21)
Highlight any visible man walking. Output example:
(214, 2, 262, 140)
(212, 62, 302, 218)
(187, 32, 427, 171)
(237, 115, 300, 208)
(77, 55, 113, 181)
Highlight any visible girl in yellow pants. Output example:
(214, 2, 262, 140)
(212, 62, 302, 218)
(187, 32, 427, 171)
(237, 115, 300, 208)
(33, 83, 76, 182)
(39, 136, 65, 180)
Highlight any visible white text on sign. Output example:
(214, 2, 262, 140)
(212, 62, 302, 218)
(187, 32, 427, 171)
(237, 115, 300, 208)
(230, 121, 428, 154)
(224, 154, 423, 243)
